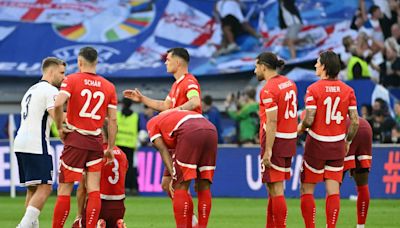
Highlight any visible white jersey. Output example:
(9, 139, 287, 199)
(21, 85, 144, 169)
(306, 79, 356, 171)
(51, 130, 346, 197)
(14, 81, 59, 154)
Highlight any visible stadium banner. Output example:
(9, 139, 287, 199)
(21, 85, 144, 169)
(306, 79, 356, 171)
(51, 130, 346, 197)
(0, 141, 399, 199)
(0, 0, 371, 78)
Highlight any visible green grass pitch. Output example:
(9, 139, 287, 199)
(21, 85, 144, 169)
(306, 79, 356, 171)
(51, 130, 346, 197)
(1, 196, 399, 227)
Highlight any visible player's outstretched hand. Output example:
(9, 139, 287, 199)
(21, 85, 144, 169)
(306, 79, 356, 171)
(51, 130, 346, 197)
(104, 148, 115, 165)
(58, 126, 74, 143)
(262, 149, 272, 168)
(123, 88, 143, 103)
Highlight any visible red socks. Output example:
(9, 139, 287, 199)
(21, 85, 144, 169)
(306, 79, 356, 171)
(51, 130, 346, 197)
(197, 189, 212, 228)
(357, 185, 370, 225)
(86, 191, 101, 228)
(52, 195, 70, 228)
(271, 195, 287, 228)
(173, 190, 193, 228)
(326, 194, 340, 228)
(266, 196, 274, 228)
(301, 194, 316, 228)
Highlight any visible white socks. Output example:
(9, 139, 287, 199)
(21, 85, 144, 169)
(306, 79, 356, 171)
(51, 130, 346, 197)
(357, 225, 365, 228)
(18, 206, 40, 228)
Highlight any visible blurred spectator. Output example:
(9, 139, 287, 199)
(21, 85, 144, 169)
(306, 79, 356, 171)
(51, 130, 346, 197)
(373, 97, 390, 117)
(347, 45, 371, 80)
(341, 35, 355, 65)
(362, 3, 399, 43)
(350, 1, 367, 31)
(380, 44, 400, 87)
(391, 124, 400, 143)
(384, 23, 400, 57)
(360, 103, 373, 124)
(202, 95, 223, 143)
(116, 98, 139, 195)
(138, 105, 157, 146)
(225, 87, 259, 145)
(394, 101, 400, 125)
(371, 109, 396, 143)
(278, 0, 303, 59)
(213, 0, 262, 56)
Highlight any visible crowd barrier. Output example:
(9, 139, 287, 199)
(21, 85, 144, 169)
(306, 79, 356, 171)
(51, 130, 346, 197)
(0, 140, 399, 198)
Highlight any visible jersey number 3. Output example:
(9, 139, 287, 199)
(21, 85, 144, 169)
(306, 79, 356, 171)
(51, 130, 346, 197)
(79, 89, 105, 120)
(108, 159, 119, 184)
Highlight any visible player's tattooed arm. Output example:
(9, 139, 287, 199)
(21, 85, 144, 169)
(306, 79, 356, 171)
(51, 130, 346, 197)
(178, 95, 201, 111)
(346, 109, 359, 143)
(298, 108, 316, 134)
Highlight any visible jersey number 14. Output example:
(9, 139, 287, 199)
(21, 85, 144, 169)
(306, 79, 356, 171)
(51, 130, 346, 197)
(323, 96, 344, 124)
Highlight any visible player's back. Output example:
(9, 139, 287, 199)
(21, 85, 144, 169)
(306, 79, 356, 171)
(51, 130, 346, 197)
(259, 75, 298, 139)
(60, 72, 117, 135)
(306, 79, 357, 141)
(14, 81, 58, 153)
(100, 145, 128, 200)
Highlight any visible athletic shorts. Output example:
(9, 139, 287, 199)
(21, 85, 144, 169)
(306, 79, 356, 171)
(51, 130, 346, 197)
(261, 155, 292, 183)
(301, 153, 344, 184)
(260, 137, 295, 183)
(16, 152, 53, 186)
(344, 129, 372, 171)
(172, 120, 218, 187)
(81, 199, 125, 228)
(59, 145, 103, 183)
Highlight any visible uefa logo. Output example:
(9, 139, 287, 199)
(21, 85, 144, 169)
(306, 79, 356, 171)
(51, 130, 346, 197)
(52, 0, 156, 43)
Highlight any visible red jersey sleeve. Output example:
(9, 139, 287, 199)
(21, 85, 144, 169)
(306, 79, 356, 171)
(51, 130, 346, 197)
(107, 85, 118, 110)
(348, 89, 357, 110)
(182, 78, 200, 98)
(305, 87, 317, 110)
(146, 116, 161, 142)
(260, 86, 278, 112)
(60, 75, 74, 97)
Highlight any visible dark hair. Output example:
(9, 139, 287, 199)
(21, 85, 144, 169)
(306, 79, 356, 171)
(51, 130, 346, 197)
(167, 47, 190, 63)
(319, 51, 341, 78)
(41, 57, 66, 73)
(245, 88, 256, 100)
(369, 5, 380, 15)
(203, 95, 213, 106)
(361, 104, 372, 116)
(79, 46, 98, 64)
(256, 52, 285, 70)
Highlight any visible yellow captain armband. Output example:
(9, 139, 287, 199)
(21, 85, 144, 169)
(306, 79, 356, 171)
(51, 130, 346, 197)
(186, 90, 199, 99)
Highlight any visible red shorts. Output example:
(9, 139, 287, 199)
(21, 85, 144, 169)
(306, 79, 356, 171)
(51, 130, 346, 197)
(59, 146, 103, 183)
(344, 128, 372, 171)
(301, 153, 344, 184)
(99, 200, 125, 227)
(82, 199, 125, 227)
(261, 155, 292, 183)
(260, 138, 295, 183)
(172, 120, 217, 186)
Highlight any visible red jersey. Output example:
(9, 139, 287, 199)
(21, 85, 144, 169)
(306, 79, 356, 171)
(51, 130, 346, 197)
(100, 145, 128, 200)
(146, 110, 209, 148)
(60, 72, 117, 135)
(259, 75, 298, 141)
(305, 79, 357, 142)
(167, 73, 202, 114)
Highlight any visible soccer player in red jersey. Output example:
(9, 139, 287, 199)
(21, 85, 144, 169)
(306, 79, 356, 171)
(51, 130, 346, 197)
(147, 110, 217, 228)
(52, 47, 118, 228)
(73, 120, 128, 228)
(254, 52, 298, 228)
(298, 51, 359, 228)
(123, 47, 202, 226)
(344, 117, 372, 228)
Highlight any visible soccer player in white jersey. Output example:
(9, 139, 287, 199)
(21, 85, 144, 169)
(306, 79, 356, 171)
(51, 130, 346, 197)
(14, 57, 66, 228)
